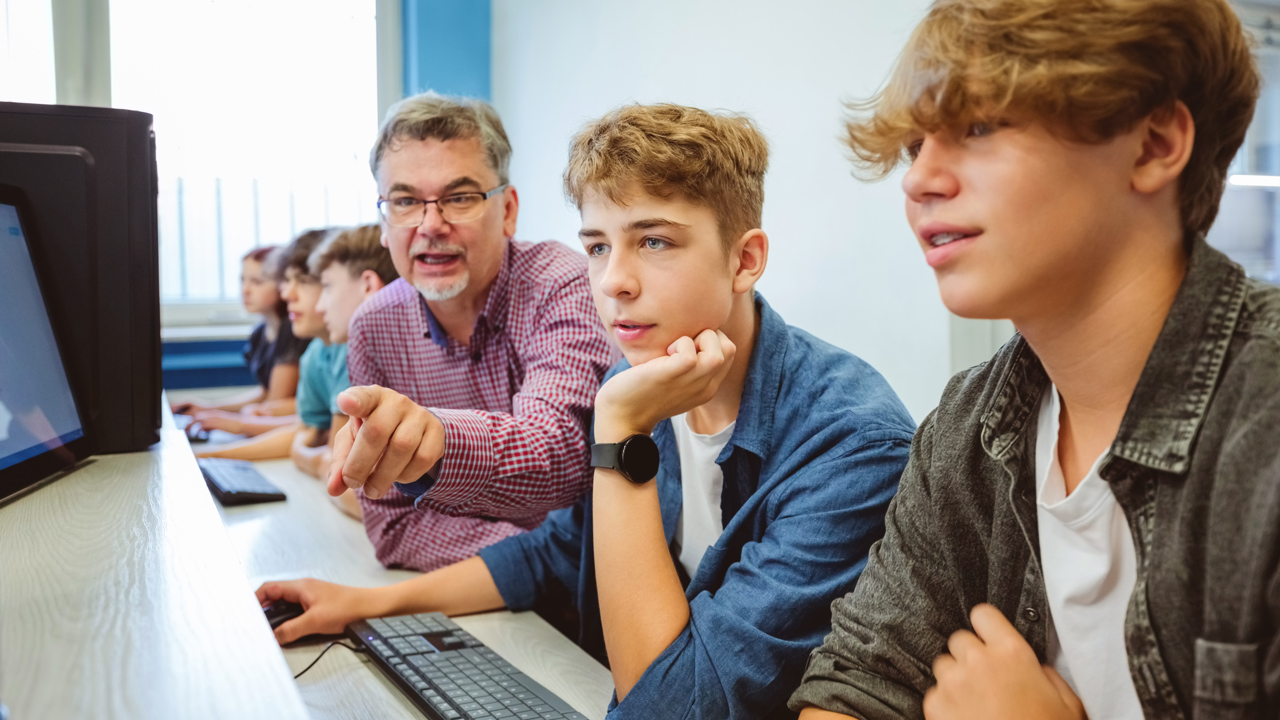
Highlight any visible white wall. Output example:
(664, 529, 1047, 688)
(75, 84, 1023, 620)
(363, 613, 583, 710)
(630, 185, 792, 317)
(492, 0, 949, 421)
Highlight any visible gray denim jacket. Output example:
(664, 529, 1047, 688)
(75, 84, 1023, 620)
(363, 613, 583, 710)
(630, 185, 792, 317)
(789, 238, 1280, 720)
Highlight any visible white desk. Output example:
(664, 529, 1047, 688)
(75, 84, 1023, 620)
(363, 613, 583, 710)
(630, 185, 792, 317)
(219, 459, 615, 720)
(0, 414, 309, 719)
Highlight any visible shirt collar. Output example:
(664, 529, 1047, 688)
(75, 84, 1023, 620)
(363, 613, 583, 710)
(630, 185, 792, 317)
(416, 238, 516, 348)
(981, 234, 1248, 475)
(718, 292, 787, 464)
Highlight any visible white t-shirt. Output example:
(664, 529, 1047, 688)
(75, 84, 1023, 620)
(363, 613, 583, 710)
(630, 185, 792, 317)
(1035, 385, 1143, 720)
(670, 413, 735, 580)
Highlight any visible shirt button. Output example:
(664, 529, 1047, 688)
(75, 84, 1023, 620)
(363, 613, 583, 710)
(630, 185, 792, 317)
(1023, 607, 1041, 622)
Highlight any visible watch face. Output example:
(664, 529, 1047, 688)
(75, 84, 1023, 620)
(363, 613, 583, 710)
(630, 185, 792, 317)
(620, 434, 660, 483)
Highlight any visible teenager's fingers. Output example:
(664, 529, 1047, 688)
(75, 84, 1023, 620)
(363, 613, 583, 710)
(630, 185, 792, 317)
(273, 615, 311, 646)
(930, 652, 958, 684)
(945, 628, 983, 662)
(327, 419, 358, 496)
(970, 603, 1029, 654)
(1042, 665, 1086, 716)
(255, 582, 282, 605)
(668, 335, 698, 358)
(716, 330, 737, 364)
(334, 385, 383, 420)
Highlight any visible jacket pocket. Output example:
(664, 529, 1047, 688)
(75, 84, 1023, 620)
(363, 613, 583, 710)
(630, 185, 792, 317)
(1193, 639, 1258, 719)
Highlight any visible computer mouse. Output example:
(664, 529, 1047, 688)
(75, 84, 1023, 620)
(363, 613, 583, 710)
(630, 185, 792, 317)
(263, 599, 306, 629)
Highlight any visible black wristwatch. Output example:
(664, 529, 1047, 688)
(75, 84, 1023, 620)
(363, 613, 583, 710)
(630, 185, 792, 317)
(590, 434, 660, 484)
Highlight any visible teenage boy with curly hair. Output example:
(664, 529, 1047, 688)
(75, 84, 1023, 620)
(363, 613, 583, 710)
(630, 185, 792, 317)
(792, 1, 1278, 718)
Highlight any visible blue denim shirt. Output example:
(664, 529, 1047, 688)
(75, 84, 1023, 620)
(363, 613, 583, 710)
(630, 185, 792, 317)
(479, 295, 915, 719)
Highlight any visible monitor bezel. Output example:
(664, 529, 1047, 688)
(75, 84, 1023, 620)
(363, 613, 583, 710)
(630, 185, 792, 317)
(0, 182, 94, 505)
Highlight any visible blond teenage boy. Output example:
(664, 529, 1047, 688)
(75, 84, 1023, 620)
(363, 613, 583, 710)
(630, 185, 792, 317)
(791, 1, 1278, 719)
(291, 224, 398, 484)
(256, 104, 915, 718)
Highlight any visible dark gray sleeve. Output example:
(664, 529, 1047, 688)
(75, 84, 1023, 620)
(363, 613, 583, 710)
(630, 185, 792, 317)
(788, 410, 965, 720)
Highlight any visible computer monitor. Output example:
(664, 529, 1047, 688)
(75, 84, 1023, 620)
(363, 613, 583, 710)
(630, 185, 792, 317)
(0, 185, 92, 505)
(0, 101, 161, 454)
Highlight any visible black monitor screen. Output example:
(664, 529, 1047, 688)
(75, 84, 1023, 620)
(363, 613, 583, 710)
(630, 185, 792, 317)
(0, 201, 85, 472)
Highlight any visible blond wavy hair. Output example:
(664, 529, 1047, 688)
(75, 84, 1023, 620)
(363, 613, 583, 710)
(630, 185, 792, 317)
(564, 104, 769, 246)
(846, 0, 1259, 234)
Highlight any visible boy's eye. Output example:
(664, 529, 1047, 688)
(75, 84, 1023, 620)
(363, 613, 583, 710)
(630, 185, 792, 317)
(586, 243, 609, 257)
(643, 237, 668, 250)
(906, 139, 924, 161)
(967, 122, 996, 138)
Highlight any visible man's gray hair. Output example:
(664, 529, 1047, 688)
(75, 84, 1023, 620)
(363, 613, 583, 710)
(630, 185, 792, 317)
(369, 92, 513, 184)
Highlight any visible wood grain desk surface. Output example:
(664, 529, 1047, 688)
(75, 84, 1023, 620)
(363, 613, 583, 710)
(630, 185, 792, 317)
(0, 417, 310, 719)
(220, 458, 615, 720)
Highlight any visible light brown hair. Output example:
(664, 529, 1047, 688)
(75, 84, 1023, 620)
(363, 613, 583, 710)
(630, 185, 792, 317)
(370, 92, 512, 183)
(846, 0, 1259, 234)
(564, 104, 769, 246)
(309, 224, 398, 286)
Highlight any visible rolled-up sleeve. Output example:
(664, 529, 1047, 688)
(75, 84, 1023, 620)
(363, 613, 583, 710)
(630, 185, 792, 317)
(789, 413, 959, 720)
(610, 436, 910, 719)
(478, 497, 589, 612)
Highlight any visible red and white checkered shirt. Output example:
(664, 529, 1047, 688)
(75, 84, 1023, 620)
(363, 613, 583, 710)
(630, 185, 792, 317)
(349, 238, 619, 572)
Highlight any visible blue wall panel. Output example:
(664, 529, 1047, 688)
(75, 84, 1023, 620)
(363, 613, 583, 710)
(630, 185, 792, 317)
(403, 0, 491, 100)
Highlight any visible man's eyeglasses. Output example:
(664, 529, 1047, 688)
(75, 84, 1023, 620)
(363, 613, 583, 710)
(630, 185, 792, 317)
(377, 184, 508, 227)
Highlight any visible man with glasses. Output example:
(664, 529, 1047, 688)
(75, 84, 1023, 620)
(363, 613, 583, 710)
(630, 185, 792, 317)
(330, 93, 618, 571)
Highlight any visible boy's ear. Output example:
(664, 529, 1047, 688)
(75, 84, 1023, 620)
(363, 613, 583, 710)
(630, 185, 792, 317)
(360, 269, 384, 295)
(1132, 100, 1194, 196)
(730, 228, 769, 295)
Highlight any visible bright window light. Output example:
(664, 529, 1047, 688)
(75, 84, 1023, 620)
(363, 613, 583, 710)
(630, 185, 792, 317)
(110, 0, 379, 303)
(1228, 174, 1280, 188)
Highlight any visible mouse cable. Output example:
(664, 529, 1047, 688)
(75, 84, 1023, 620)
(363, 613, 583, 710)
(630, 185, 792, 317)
(293, 640, 365, 679)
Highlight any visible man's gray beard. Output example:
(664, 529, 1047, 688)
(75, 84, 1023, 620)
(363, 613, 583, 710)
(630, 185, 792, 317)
(414, 271, 470, 301)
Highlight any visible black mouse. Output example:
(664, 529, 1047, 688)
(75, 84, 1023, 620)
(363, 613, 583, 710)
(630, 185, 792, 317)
(263, 599, 305, 629)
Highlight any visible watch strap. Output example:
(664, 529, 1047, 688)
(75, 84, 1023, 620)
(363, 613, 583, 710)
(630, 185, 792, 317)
(590, 442, 621, 472)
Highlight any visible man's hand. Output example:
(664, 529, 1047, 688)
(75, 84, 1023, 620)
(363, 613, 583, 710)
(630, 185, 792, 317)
(326, 386, 446, 500)
(923, 604, 1086, 720)
(255, 578, 383, 645)
(593, 329, 737, 443)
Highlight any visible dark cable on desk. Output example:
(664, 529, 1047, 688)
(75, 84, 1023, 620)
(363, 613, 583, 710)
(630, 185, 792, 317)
(293, 641, 364, 679)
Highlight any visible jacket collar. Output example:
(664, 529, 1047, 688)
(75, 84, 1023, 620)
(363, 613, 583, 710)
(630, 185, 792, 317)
(981, 235, 1248, 476)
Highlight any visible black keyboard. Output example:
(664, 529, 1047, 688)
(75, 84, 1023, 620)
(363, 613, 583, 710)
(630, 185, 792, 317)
(198, 458, 286, 505)
(347, 612, 590, 720)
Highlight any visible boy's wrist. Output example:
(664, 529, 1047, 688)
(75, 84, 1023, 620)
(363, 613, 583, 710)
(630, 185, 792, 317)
(593, 412, 654, 444)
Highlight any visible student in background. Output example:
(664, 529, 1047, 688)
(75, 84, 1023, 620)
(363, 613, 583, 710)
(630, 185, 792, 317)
(291, 225, 397, 518)
(257, 104, 915, 719)
(195, 229, 331, 460)
(171, 246, 310, 423)
(791, 1, 1279, 719)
